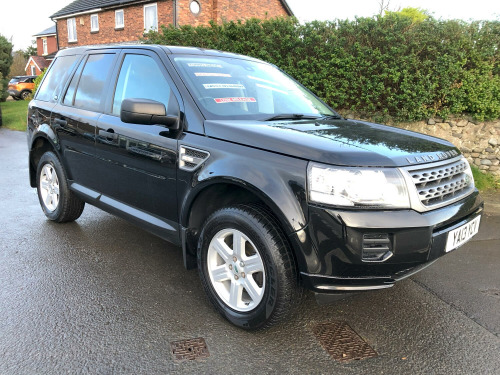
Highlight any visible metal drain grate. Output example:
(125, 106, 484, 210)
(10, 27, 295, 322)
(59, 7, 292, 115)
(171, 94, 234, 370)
(171, 337, 210, 361)
(312, 321, 377, 362)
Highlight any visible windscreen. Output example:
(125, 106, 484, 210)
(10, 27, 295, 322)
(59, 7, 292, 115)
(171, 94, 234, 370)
(172, 56, 334, 120)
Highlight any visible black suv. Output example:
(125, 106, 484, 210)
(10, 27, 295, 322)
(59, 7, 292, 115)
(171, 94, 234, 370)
(27, 45, 483, 329)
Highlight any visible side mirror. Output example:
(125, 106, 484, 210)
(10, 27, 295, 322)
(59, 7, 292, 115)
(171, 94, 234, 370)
(121, 98, 179, 129)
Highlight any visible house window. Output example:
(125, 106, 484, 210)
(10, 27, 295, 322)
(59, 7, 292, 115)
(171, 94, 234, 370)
(115, 10, 124, 29)
(144, 3, 158, 32)
(31, 65, 36, 76)
(67, 18, 77, 42)
(91, 14, 99, 32)
(42, 38, 47, 55)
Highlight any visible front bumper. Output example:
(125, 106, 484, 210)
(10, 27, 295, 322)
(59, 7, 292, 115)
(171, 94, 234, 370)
(8, 89, 21, 97)
(298, 190, 483, 292)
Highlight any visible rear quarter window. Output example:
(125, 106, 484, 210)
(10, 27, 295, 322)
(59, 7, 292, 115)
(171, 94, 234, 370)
(36, 55, 79, 102)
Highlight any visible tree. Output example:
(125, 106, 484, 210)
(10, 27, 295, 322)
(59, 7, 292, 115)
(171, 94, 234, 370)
(385, 7, 430, 23)
(10, 50, 27, 78)
(0, 34, 13, 102)
(23, 42, 37, 60)
(377, 0, 391, 17)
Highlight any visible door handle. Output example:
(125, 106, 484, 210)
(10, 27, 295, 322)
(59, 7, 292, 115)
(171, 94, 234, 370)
(98, 130, 118, 140)
(54, 118, 67, 126)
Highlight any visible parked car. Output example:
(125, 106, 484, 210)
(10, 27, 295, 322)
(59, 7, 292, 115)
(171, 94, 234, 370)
(8, 75, 37, 100)
(27, 45, 483, 330)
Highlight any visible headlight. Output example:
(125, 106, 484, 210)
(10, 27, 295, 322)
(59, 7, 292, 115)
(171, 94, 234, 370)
(307, 162, 410, 208)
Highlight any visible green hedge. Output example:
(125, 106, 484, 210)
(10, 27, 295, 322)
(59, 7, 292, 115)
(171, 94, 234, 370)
(144, 16, 500, 122)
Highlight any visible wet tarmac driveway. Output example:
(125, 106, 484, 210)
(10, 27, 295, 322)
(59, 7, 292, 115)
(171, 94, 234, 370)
(1, 128, 499, 374)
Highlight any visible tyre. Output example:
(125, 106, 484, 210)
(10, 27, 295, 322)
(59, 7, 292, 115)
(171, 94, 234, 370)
(197, 204, 299, 330)
(36, 151, 85, 222)
(20, 91, 31, 100)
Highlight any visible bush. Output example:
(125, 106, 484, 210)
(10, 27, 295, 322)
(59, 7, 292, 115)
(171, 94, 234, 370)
(0, 34, 13, 102)
(144, 16, 500, 121)
(0, 72, 3, 126)
(33, 69, 46, 96)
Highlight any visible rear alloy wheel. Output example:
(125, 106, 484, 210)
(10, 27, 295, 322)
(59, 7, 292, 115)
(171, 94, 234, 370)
(36, 151, 85, 222)
(20, 91, 31, 100)
(39, 163, 60, 212)
(198, 204, 299, 330)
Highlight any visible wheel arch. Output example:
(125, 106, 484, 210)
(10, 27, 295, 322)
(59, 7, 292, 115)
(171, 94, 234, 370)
(29, 132, 61, 187)
(180, 177, 304, 272)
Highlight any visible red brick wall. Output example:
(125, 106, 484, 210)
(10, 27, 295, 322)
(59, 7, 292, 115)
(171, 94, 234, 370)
(36, 38, 43, 55)
(36, 35, 57, 55)
(215, 0, 288, 22)
(25, 61, 42, 76)
(176, 0, 288, 26)
(176, 0, 215, 27)
(47, 36, 58, 55)
(57, 1, 174, 48)
(57, 0, 289, 48)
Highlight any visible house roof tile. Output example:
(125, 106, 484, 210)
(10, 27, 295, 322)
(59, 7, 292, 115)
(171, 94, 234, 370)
(33, 25, 57, 37)
(51, 0, 153, 18)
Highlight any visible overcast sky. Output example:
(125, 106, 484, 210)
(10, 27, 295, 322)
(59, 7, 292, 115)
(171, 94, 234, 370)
(0, 0, 498, 51)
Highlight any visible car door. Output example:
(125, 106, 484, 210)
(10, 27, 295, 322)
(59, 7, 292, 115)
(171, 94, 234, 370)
(94, 49, 181, 243)
(52, 51, 118, 189)
(29, 54, 80, 162)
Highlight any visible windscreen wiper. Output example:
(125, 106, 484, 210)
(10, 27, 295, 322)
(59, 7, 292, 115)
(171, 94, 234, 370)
(319, 114, 343, 120)
(262, 114, 321, 121)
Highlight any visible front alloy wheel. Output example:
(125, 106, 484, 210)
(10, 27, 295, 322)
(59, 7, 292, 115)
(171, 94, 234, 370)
(198, 204, 299, 330)
(207, 228, 266, 312)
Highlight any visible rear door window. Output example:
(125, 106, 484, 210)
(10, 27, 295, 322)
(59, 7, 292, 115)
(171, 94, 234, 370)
(73, 53, 116, 112)
(36, 55, 79, 102)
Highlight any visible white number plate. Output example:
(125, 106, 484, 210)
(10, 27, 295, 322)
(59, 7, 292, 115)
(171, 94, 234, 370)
(445, 215, 481, 252)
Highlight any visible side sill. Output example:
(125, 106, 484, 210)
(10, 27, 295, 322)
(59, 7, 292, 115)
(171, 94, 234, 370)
(70, 182, 180, 244)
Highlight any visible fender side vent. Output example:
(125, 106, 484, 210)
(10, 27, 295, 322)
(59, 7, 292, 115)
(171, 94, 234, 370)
(362, 233, 393, 262)
(179, 146, 210, 171)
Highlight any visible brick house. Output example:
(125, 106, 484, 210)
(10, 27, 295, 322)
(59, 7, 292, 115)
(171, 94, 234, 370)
(51, 0, 294, 48)
(25, 56, 52, 76)
(25, 25, 58, 75)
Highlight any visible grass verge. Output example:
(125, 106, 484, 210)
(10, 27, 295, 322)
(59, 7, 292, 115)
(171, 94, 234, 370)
(0, 100, 29, 131)
(471, 165, 500, 191)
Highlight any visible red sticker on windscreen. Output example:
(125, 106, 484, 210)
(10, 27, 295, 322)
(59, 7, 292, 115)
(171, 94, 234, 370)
(214, 97, 257, 103)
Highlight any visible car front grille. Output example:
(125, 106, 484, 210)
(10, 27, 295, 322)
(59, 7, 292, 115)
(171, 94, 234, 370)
(407, 158, 474, 208)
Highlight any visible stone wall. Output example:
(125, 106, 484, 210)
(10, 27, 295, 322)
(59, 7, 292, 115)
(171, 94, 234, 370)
(396, 119, 500, 176)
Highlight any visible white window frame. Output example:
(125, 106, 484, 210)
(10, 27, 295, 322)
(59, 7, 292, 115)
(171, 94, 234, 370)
(115, 9, 125, 29)
(144, 3, 158, 32)
(42, 38, 48, 55)
(90, 14, 99, 32)
(31, 65, 36, 76)
(67, 18, 77, 42)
